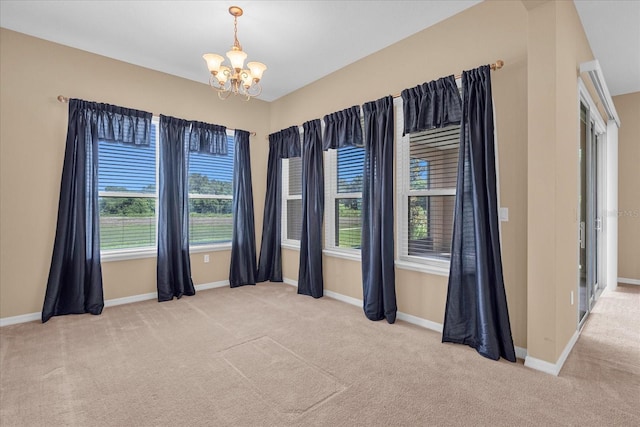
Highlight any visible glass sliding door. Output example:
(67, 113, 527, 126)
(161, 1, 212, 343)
(579, 102, 589, 324)
(578, 97, 605, 326)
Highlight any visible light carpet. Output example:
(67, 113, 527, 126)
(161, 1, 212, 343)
(0, 282, 638, 426)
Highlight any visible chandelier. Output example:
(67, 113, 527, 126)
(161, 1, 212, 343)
(203, 6, 267, 100)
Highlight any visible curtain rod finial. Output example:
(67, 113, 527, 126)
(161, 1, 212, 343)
(57, 95, 69, 103)
(493, 60, 504, 70)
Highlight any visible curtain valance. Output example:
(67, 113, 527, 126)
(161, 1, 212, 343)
(322, 105, 363, 150)
(401, 75, 462, 135)
(86, 101, 153, 145)
(269, 126, 301, 158)
(189, 121, 227, 155)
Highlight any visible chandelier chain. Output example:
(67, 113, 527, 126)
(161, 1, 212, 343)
(233, 15, 241, 50)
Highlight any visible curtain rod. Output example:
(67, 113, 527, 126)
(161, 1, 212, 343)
(391, 59, 504, 98)
(266, 59, 505, 139)
(56, 95, 257, 137)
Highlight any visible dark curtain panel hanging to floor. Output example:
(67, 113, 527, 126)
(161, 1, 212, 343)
(361, 96, 397, 324)
(442, 66, 516, 362)
(230, 130, 257, 287)
(157, 115, 195, 301)
(43, 100, 152, 322)
(256, 126, 301, 283)
(297, 119, 324, 298)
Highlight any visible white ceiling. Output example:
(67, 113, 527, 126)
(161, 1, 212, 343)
(574, 0, 640, 97)
(1, 1, 638, 101)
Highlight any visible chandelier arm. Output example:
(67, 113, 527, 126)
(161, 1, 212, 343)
(218, 90, 233, 100)
(246, 82, 262, 97)
(209, 75, 233, 93)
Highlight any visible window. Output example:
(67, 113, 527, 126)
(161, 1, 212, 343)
(98, 119, 234, 257)
(98, 121, 158, 252)
(188, 133, 234, 247)
(325, 144, 365, 253)
(282, 156, 302, 245)
(396, 98, 460, 270)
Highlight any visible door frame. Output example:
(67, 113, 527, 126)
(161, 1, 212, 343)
(577, 78, 607, 328)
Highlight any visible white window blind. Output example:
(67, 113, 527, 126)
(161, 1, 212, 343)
(188, 134, 234, 246)
(396, 96, 460, 268)
(282, 156, 302, 244)
(98, 121, 157, 251)
(325, 139, 365, 252)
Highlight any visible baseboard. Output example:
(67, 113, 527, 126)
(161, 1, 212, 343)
(3, 279, 531, 362)
(618, 277, 640, 286)
(0, 312, 41, 327)
(283, 278, 298, 288)
(284, 277, 529, 359)
(515, 346, 528, 360)
(524, 330, 580, 376)
(323, 289, 364, 308)
(103, 292, 157, 308)
(0, 280, 230, 327)
(396, 311, 443, 333)
(195, 280, 230, 291)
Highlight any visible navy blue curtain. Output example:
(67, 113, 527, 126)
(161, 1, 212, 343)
(297, 120, 324, 298)
(189, 121, 228, 155)
(442, 66, 516, 362)
(361, 96, 396, 323)
(157, 115, 195, 301)
(401, 75, 462, 135)
(256, 127, 301, 282)
(43, 99, 152, 322)
(323, 106, 363, 149)
(230, 130, 257, 287)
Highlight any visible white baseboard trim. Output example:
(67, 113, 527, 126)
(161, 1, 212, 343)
(282, 278, 298, 288)
(104, 292, 157, 308)
(396, 311, 443, 333)
(195, 280, 230, 291)
(618, 277, 640, 286)
(0, 280, 230, 327)
(284, 277, 529, 360)
(0, 312, 41, 327)
(323, 289, 363, 308)
(515, 346, 528, 360)
(524, 330, 580, 376)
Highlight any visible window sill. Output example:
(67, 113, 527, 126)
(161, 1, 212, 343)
(189, 243, 232, 253)
(101, 243, 231, 262)
(281, 242, 300, 251)
(394, 259, 450, 277)
(101, 248, 156, 263)
(323, 248, 361, 262)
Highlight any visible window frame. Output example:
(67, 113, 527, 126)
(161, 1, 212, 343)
(100, 117, 159, 262)
(280, 127, 304, 249)
(101, 119, 236, 262)
(394, 93, 459, 276)
(323, 121, 365, 260)
(281, 155, 303, 249)
(187, 129, 235, 251)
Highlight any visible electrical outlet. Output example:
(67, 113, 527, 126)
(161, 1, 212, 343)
(204, 254, 210, 263)
(499, 207, 509, 222)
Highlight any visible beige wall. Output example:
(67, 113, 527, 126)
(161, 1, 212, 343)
(0, 28, 270, 318)
(614, 92, 640, 280)
(270, 0, 530, 348)
(0, 0, 609, 368)
(527, 0, 596, 363)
